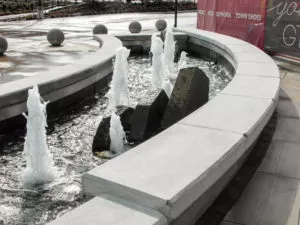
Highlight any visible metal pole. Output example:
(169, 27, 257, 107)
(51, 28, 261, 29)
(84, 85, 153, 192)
(174, 0, 178, 27)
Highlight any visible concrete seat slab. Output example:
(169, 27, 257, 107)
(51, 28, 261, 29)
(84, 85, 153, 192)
(221, 76, 280, 100)
(179, 94, 275, 148)
(48, 195, 167, 225)
(234, 52, 274, 63)
(236, 62, 280, 78)
(83, 124, 245, 221)
(258, 141, 300, 179)
(224, 172, 299, 225)
(225, 43, 262, 54)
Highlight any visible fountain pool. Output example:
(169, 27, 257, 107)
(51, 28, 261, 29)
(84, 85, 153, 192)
(0, 53, 233, 225)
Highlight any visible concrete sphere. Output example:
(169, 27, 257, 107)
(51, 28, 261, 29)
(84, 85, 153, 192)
(47, 28, 64, 46)
(0, 36, 8, 55)
(129, 21, 142, 33)
(93, 24, 108, 35)
(155, 19, 167, 31)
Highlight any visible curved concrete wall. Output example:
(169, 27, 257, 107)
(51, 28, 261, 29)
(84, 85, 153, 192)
(0, 35, 122, 122)
(49, 29, 280, 225)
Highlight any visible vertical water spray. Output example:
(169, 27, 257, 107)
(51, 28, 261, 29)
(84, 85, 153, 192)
(178, 51, 188, 70)
(150, 34, 165, 89)
(107, 46, 131, 110)
(22, 84, 56, 185)
(109, 112, 126, 154)
(162, 79, 173, 98)
(164, 28, 176, 79)
(107, 47, 130, 154)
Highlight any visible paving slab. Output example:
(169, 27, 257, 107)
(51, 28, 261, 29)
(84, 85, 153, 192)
(280, 70, 288, 80)
(273, 117, 300, 143)
(48, 195, 167, 225)
(281, 73, 300, 90)
(220, 221, 244, 225)
(280, 88, 300, 101)
(275, 60, 300, 74)
(83, 123, 245, 221)
(258, 141, 300, 179)
(224, 172, 299, 225)
(277, 100, 300, 118)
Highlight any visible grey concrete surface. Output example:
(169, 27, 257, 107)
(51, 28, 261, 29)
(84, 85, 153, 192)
(258, 141, 300, 179)
(225, 172, 299, 225)
(277, 100, 300, 118)
(83, 124, 246, 220)
(223, 60, 300, 225)
(48, 195, 167, 225)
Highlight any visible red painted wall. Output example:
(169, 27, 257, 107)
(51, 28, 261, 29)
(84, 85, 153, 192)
(197, 0, 267, 49)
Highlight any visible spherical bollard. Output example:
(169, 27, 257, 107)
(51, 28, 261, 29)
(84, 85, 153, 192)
(0, 36, 8, 55)
(129, 21, 142, 34)
(93, 24, 108, 35)
(155, 19, 167, 31)
(47, 28, 64, 46)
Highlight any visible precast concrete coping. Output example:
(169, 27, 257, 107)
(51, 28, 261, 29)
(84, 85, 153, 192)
(79, 28, 280, 225)
(0, 35, 122, 122)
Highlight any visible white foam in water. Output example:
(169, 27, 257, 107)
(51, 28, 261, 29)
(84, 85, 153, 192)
(164, 27, 176, 80)
(107, 46, 131, 109)
(178, 51, 188, 70)
(109, 112, 126, 154)
(22, 84, 56, 185)
(150, 33, 165, 89)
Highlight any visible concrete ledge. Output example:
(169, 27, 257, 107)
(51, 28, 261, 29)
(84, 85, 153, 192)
(0, 35, 122, 122)
(48, 195, 167, 225)
(115, 32, 188, 54)
(83, 124, 245, 222)
(81, 28, 280, 225)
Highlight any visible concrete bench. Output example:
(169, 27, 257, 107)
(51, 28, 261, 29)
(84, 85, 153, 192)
(48, 195, 167, 225)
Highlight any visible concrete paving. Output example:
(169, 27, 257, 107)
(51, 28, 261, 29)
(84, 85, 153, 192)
(222, 58, 300, 225)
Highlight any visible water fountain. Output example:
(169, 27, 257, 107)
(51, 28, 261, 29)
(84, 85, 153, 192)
(109, 112, 126, 154)
(107, 46, 131, 110)
(106, 46, 131, 155)
(150, 33, 165, 89)
(162, 79, 173, 98)
(0, 23, 234, 225)
(164, 28, 176, 80)
(178, 51, 188, 70)
(22, 84, 56, 185)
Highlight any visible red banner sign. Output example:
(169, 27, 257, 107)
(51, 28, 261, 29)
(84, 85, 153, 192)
(197, 0, 267, 49)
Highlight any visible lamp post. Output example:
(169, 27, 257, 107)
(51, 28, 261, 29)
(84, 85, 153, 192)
(37, 0, 44, 20)
(174, 0, 178, 27)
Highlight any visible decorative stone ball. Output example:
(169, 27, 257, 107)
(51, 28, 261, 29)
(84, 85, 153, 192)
(0, 36, 8, 55)
(129, 21, 142, 33)
(47, 28, 64, 46)
(93, 24, 108, 35)
(155, 19, 167, 31)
